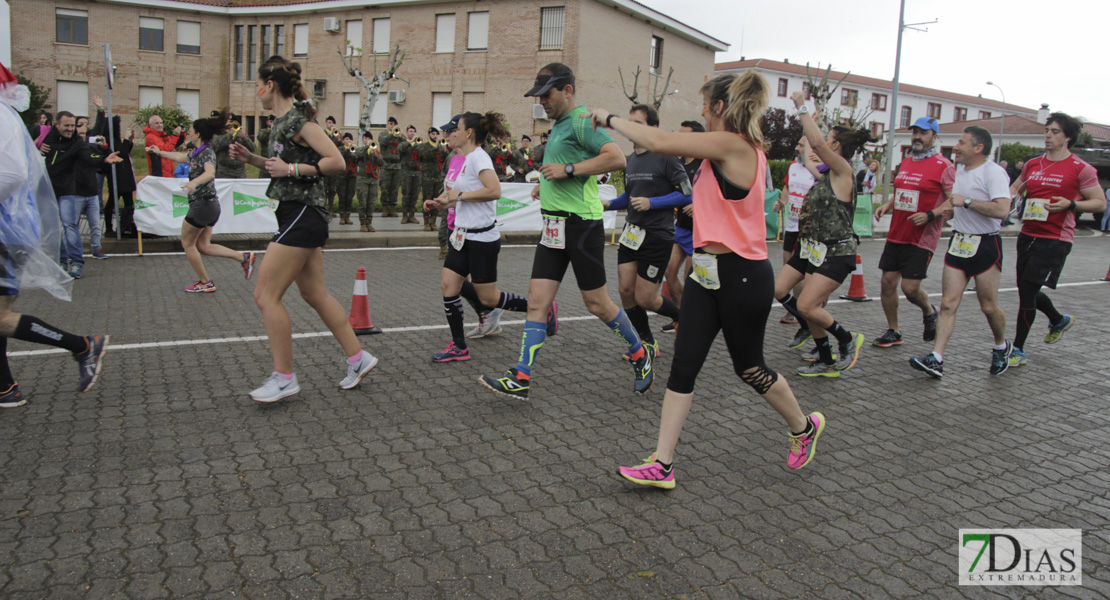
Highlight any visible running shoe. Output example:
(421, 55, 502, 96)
(618, 457, 675, 489)
(623, 339, 660, 361)
(466, 308, 503, 339)
(780, 313, 798, 325)
(909, 353, 943, 379)
(1008, 346, 1028, 367)
(76, 335, 109, 393)
(250, 372, 301, 403)
(800, 347, 823, 362)
(788, 328, 812, 349)
(872, 329, 903, 347)
(990, 342, 1012, 376)
(432, 342, 471, 363)
(185, 280, 215, 293)
(1044, 314, 1073, 344)
(0, 384, 25, 408)
(632, 348, 654, 395)
(923, 305, 938, 342)
(241, 252, 257, 280)
(339, 350, 379, 389)
(70, 263, 83, 279)
(787, 412, 826, 470)
(479, 368, 530, 400)
(546, 301, 559, 336)
(92, 249, 107, 260)
(797, 361, 839, 378)
(836, 332, 865, 372)
(661, 321, 677, 333)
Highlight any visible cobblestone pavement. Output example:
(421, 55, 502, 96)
(1, 232, 1108, 599)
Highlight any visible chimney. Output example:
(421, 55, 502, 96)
(1037, 103, 1050, 124)
(783, 58, 789, 64)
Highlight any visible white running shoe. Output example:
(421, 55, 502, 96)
(339, 350, 379, 389)
(250, 372, 300, 403)
(466, 308, 504, 338)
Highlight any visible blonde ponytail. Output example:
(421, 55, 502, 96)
(700, 72, 769, 145)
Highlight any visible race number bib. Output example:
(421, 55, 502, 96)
(691, 253, 721, 290)
(540, 217, 566, 249)
(788, 196, 804, 219)
(948, 232, 981, 259)
(801, 239, 828, 267)
(268, 198, 279, 211)
(450, 227, 466, 252)
(1022, 199, 1050, 222)
(894, 188, 920, 212)
(618, 223, 646, 250)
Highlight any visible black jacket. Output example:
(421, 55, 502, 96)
(43, 128, 110, 198)
(90, 111, 137, 195)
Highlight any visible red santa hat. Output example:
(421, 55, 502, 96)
(0, 62, 15, 88)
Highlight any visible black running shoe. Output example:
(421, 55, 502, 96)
(788, 328, 812, 349)
(632, 349, 654, 395)
(661, 322, 677, 333)
(480, 368, 530, 399)
(990, 341, 1012, 376)
(923, 305, 938, 342)
(909, 353, 943, 378)
(0, 383, 25, 408)
(76, 335, 109, 393)
(872, 329, 903, 347)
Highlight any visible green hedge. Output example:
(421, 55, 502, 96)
(768, 160, 790, 191)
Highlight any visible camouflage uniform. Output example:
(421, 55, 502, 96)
(490, 145, 514, 182)
(323, 130, 343, 212)
(510, 147, 536, 183)
(398, 137, 422, 224)
(336, 144, 358, 224)
(416, 140, 445, 230)
(266, 107, 327, 216)
(798, 173, 858, 258)
(532, 141, 546, 165)
(354, 144, 383, 232)
(255, 128, 272, 178)
(378, 130, 402, 217)
(211, 131, 255, 179)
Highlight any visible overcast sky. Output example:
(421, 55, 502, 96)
(638, 0, 1110, 124)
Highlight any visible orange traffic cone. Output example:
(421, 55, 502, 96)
(661, 280, 672, 301)
(1102, 263, 1110, 282)
(840, 254, 873, 302)
(349, 267, 381, 335)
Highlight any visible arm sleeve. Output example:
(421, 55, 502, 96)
(648, 190, 692, 210)
(606, 192, 629, 211)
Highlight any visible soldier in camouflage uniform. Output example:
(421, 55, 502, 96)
(510, 135, 536, 183)
(211, 116, 255, 179)
(532, 131, 548, 165)
(336, 133, 358, 225)
(398, 125, 422, 224)
(490, 141, 514, 182)
(355, 132, 383, 232)
(416, 128, 445, 231)
(323, 116, 342, 212)
(255, 114, 275, 179)
(378, 117, 402, 217)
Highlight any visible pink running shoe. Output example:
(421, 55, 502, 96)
(432, 342, 471, 363)
(185, 280, 215, 293)
(787, 412, 826, 470)
(242, 252, 257, 280)
(618, 455, 675, 489)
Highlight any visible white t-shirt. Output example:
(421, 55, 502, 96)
(453, 147, 499, 242)
(952, 161, 1011, 235)
(784, 162, 817, 232)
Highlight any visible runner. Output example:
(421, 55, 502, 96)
(909, 126, 1013, 378)
(422, 112, 530, 362)
(660, 120, 704, 334)
(1007, 112, 1105, 367)
(228, 55, 378, 403)
(588, 72, 824, 489)
(602, 104, 688, 357)
(146, 108, 257, 293)
(774, 91, 868, 377)
(872, 117, 953, 347)
(479, 63, 649, 400)
(775, 138, 820, 348)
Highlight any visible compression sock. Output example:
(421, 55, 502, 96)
(606, 309, 643, 355)
(625, 306, 654, 346)
(13, 316, 87, 354)
(0, 338, 12, 389)
(777, 293, 810, 331)
(497, 291, 529, 312)
(515, 321, 547, 376)
(828, 320, 854, 346)
(655, 297, 680, 322)
(1035, 291, 1063, 324)
(443, 296, 467, 349)
(815, 336, 834, 365)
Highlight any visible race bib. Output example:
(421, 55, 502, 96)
(948, 232, 981, 259)
(540, 217, 566, 249)
(801, 239, 828, 267)
(894, 188, 920, 212)
(450, 227, 466, 251)
(788, 197, 803, 218)
(691, 253, 721, 290)
(618, 223, 646, 250)
(1022, 199, 1050, 222)
(268, 198, 279, 211)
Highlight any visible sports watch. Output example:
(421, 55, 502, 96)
(963, 197, 972, 209)
(564, 163, 576, 176)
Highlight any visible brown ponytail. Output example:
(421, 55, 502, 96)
(460, 111, 509, 145)
(700, 72, 768, 145)
(192, 107, 230, 143)
(258, 55, 317, 121)
(831, 126, 877, 160)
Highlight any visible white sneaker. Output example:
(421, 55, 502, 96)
(339, 350, 378, 389)
(466, 308, 504, 338)
(250, 372, 300, 403)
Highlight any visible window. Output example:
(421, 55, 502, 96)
(234, 26, 244, 80)
(979, 110, 991, 120)
(432, 93, 452, 129)
(56, 9, 88, 45)
(870, 121, 885, 138)
(369, 94, 387, 127)
(373, 18, 390, 53)
(802, 81, 812, 100)
(840, 88, 858, 107)
(871, 93, 887, 111)
(293, 23, 308, 56)
(246, 116, 255, 138)
(261, 25, 271, 61)
(346, 20, 362, 55)
(177, 21, 200, 54)
(274, 25, 285, 57)
(649, 35, 664, 74)
(56, 81, 89, 116)
(467, 12, 489, 50)
(176, 89, 199, 119)
(900, 106, 912, 128)
(777, 78, 788, 97)
(138, 86, 163, 109)
(139, 17, 164, 51)
(539, 7, 564, 50)
(343, 92, 361, 127)
(953, 107, 967, 121)
(248, 25, 258, 77)
(927, 102, 941, 119)
(435, 14, 455, 53)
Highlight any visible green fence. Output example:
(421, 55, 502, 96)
(764, 193, 874, 240)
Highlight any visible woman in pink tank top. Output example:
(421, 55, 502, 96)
(583, 72, 827, 490)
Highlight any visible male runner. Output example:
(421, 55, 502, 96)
(776, 138, 820, 348)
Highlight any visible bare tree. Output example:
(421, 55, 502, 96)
(337, 43, 406, 138)
(618, 65, 675, 111)
(801, 62, 874, 132)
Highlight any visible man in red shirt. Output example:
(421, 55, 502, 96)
(873, 117, 954, 347)
(143, 115, 184, 178)
(1006, 112, 1105, 366)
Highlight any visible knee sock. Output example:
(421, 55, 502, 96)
(1035, 291, 1063, 324)
(459, 281, 488, 314)
(13, 316, 87, 354)
(1015, 282, 1040, 350)
(828, 320, 853, 346)
(655, 297, 680, 322)
(497, 292, 529, 313)
(606, 309, 644, 356)
(815, 336, 834, 365)
(625, 305, 654, 346)
(443, 296, 467, 349)
(515, 321, 547, 377)
(0, 338, 12, 389)
(777, 293, 810, 331)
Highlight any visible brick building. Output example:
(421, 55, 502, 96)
(8, 0, 726, 146)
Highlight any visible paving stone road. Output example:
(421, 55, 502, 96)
(1, 230, 1107, 599)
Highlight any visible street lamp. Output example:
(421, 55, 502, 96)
(986, 81, 1005, 162)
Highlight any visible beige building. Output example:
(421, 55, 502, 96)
(9, 0, 726, 148)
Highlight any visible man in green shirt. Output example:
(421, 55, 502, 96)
(480, 63, 652, 400)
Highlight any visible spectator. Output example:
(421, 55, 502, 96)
(143, 114, 185, 178)
(88, 100, 139, 238)
(1007, 159, 1024, 184)
(31, 112, 51, 148)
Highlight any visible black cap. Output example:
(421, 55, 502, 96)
(525, 73, 574, 97)
(440, 114, 463, 132)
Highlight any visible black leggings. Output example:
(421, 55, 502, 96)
(1015, 280, 1062, 350)
(668, 253, 775, 394)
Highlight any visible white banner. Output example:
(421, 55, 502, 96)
(135, 177, 278, 236)
(496, 183, 617, 231)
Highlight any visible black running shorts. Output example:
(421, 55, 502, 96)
(184, 198, 221, 229)
(786, 250, 856, 284)
(943, 232, 1003, 277)
(272, 201, 330, 248)
(1015, 233, 1071, 289)
(617, 230, 673, 284)
(530, 214, 607, 291)
(444, 238, 500, 284)
(878, 241, 934, 280)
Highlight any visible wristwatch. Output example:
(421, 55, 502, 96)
(457, 192, 464, 203)
(564, 163, 576, 176)
(963, 198, 972, 209)
(797, 105, 810, 115)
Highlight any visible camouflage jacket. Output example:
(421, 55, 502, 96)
(511, 149, 536, 182)
(264, 107, 326, 210)
(355, 145, 384, 179)
(339, 144, 360, 177)
(398, 138, 420, 171)
(798, 173, 857, 256)
(211, 132, 254, 179)
(379, 131, 403, 165)
(257, 128, 272, 158)
(415, 141, 443, 175)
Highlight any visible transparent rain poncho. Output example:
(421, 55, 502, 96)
(0, 85, 72, 301)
